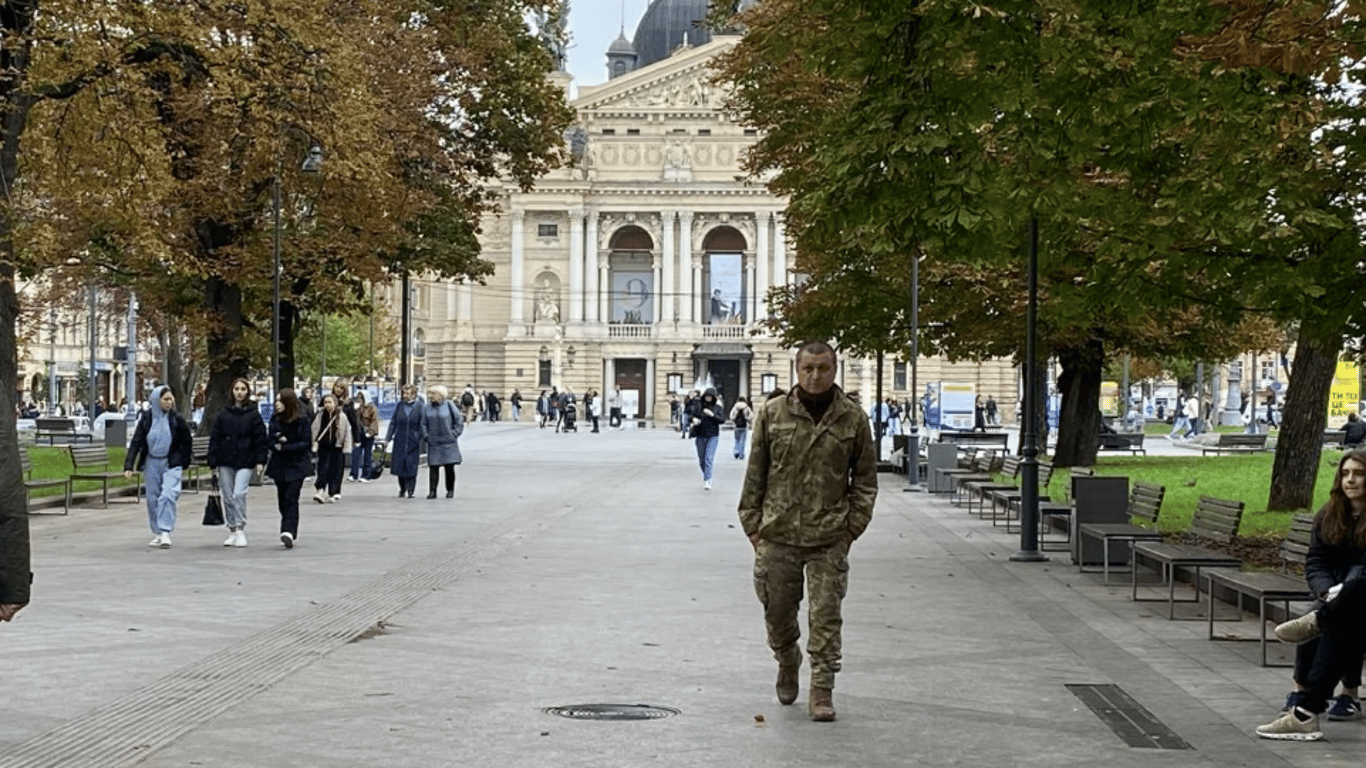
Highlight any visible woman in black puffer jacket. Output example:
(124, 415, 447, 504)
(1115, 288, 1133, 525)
(208, 378, 269, 548)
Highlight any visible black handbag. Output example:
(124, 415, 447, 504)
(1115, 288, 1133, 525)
(202, 476, 224, 526)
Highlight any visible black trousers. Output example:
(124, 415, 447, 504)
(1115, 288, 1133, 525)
(276, 478, 304, 537)
(429, 464, 456, 494)
(315, 447, 343, 495)
(1304, 581, 1366, 713)
(395, 474, 416, 497)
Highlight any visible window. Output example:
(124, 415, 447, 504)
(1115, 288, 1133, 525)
(626, 128, 640, 135)
(601, 128, 616, 135)
(744, 128, 758, 136)
(669, 128, 687, 135)
(1261, 360, 1276, 385)
(697, 129, 711, 136)
(537, 223, 558, 237)
(538, 360, 551, 387)
(894, 361, 907, 390)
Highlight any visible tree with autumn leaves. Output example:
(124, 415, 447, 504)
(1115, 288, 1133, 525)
(714, 0, 1366, 510)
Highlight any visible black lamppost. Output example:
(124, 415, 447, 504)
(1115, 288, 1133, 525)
(905, 251, 921, 492)
(1012, 216, 1047, 562)
(273, 146, 323, 395)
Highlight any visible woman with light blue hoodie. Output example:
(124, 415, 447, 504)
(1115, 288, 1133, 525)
(124, 386, 194, 548)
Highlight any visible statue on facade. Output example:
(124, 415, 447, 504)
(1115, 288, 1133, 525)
(664, 141, 693, 181)
(534, 280, 561, 323)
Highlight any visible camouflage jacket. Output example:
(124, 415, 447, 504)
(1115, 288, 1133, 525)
(738, 386, 878, 547)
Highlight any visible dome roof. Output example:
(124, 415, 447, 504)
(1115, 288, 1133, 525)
(607, 30, 636, 55)
(632, 0, 712, 69)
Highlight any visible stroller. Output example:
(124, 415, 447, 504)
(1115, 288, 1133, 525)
(560, 398, 578, 432)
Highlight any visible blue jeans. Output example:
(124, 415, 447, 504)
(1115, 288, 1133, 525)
(1169, 416, 1189, 437)
(349, 436, 374, 479)
(733, 428, 749, 459)
(694, 435, 719, 481)
(216, 466, 254, 529)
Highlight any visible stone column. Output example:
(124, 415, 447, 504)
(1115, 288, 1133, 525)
(745, 259, 757, 324)
(691, 258, 703, 324)
(645, 356, 656, 421)
(773, 216, 787, 286)
(569, 208, 585, 323)
(459, 283, 473, 322)
(585, 209, 600, 323)
(661, 211, 676, 324)
(509, 209, 525, 323)
(755, 212, 770, 322)
(600, 263, 611, 323)
(678, 211, 693, 323)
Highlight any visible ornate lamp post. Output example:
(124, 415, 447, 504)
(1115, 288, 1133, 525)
(272, 145, 323, 394)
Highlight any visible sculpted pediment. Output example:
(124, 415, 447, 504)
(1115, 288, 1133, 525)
(575, 38, 734, 113)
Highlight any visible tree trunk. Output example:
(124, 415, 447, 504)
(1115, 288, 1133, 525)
(199, 276, 251, 436)
(1268, 325, 1340, 511)
(1052, 338, 1104, 467)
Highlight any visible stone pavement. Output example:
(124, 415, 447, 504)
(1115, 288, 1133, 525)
(1, 420, 1358, 767)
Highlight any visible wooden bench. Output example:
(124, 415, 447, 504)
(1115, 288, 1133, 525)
(1203, 513, 1315, 667)
(1037, 466, 1093, 550)
(22, 446, 70, 515)
(946, 453, 1003, 503)
(1077, 482, 1166, 583)
(939, 430, 1009, 451)
(1201, 433, 1268, 455)
(35, 417, 92, 445)
(1131, 496, 1245, 619)
(961, 455, 1022, 517)
(992, 462, 1054, 531)
(1097, 432, 1146, 456)
(69, 445, 139, 509)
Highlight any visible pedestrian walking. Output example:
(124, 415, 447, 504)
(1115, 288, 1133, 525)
(422, 385, 464, 499)
(510, 389, 522, 422)
(207, 378, 269, 547)
(609, 385, 624, 430)
(460, 384, 477, 422)
(265, 389, 312, 549)
(586, 390, 601, 433)
(973, 394, 987, 433)
(536, 389, 550, 429)
(730, 396, 754, 460)
(985, 395, 998, 426)
(1257, 450, 1366, 741)
(384, 384, 424, 498)
(1, 457, 30, 621)
(348, 391, 380, 483)
(311, 393, 351, 504)
(690, 388, 724, 489)
(124, 385, 194, 548)
(680, 390, 698, 439)
(298, 386, 317, 426)
(738, 341, 878, 722)
(1169, 392, 1192, 439)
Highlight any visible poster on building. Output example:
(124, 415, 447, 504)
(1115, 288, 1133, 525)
(1329, 359, 1360, 421)
(707, 253, 744, 324)
(610, 270, 653, 324)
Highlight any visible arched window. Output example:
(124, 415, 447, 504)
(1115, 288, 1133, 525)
(608, 226, 655, 324)
(702, 226, 747, 325)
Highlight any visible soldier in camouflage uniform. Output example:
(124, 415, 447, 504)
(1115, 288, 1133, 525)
(739, 341, 878, 721)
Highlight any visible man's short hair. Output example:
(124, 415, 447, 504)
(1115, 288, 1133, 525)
(796, 339, 836, 363)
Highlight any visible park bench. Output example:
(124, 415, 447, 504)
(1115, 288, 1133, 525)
(1203, 513, 1315, 667)
(945, 453, 1003, 502)
(184, 435, 212, 493)
(1096, 432, 1146, 456)
(1130, 496, 1245, 619)
(938, 430, 1009, 451)
(991, 462, 1054, 531)
(22, 446, 70, 515)
(1076, 482, 1166, 584)
(1201, 433, 1268, 455)
(961, 455, 1021, 516)
(35, 417, 92, 445)
(1036, 466, 1093, 549)
(930, 449, 984, 492)
(69, 445, 139, 509)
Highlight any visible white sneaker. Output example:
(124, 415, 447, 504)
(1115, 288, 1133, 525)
(313, 490, 327, 504)
(330, 494, 341, 503)
(223, 530, 237, 547)
(159, 533, 172, 549)
(704, 480, 712, 490)
(346, 476, 357, 482)
(280, 531, 294, 549)
(1256, 707, 1323, 740)
(149, 534, 164, 547)
(233, 530, 247, 547)
(358, 477, 370, 484)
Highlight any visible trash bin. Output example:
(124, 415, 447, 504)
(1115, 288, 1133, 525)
(104, 419, 128, 448)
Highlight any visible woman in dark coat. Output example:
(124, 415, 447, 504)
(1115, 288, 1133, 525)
(689, 388, 724, 490)
(384, 384, 425, 499)
(422, 385, 464, 499)
(208, 377, 269, 547)
(265, 389, 312, 549)
(124, 385, 194, 548)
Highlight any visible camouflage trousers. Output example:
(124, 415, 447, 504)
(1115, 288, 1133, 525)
(753, 539, 849, 689)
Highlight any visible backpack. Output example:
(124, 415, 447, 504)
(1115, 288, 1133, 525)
(734, 409, 748, 430)
(461, 391, 474, 407)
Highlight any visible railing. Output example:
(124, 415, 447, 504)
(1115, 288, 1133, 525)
(702, 325, 748, 339)
(607, 324, 654, 339)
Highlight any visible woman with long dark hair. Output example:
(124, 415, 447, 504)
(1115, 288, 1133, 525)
(311, 393, 351, 504)
(266, 389, 312, 548)
(1259, 449, 1366, 740)
(207, 378, 269, 547)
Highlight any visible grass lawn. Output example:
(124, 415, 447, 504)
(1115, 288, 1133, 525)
(1040, 451, 1344, 538)
(23, 444, 136, 498)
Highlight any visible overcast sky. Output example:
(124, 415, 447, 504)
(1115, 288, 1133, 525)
(565, 0, 653, 91)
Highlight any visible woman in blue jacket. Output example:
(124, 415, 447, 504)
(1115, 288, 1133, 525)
(384, 384, 425, 499)
(265, 389, 313, 549)
(208, 378, 269, 547)
(124, 386, 193, 548)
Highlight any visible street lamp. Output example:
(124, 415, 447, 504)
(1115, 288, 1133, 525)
(272, 145, 323, 395)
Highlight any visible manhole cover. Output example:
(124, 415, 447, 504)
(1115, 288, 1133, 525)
(543, 703, 681, 721)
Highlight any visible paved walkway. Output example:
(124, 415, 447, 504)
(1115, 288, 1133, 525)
(1, 421, 1356, 767)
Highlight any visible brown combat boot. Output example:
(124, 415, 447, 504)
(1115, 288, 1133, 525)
(776, 659, 800, 705)
(808, 686, 836, 722)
